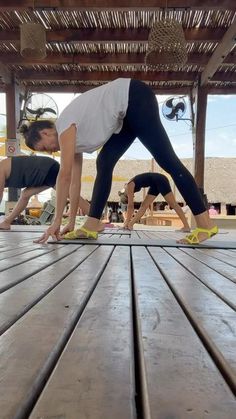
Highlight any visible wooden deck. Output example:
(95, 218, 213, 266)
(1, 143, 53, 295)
(0, 226, 235, 419)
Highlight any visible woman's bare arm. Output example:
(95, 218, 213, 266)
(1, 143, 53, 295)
(124, 182, 135, 226)
(35, 124, 77, 243)
(128, 194, 155, 228)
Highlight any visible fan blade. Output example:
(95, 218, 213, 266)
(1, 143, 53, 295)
(25, 107, 39, 115)
(175, 102, 185, 113)
(165, 98, 174, 109)
(166, 109, 177, 120)
(43, 107, 57, 115)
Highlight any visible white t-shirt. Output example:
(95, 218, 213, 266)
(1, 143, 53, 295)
(55, 78, 131, 153)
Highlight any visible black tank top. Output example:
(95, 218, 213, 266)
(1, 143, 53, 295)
(5, 156, 59, 188)
(130, 172, 171, 197)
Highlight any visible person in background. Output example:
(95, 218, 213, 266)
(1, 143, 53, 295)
(21, 78, 217, 245)
(122, 172, 190, 232)
(0, 155, 88, 230)
(208, 205, 218, 216)
(118, 186, 128, 221)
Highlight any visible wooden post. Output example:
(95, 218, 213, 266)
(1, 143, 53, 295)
(192, 83, 208, 207)
(5, 79, 21, 201)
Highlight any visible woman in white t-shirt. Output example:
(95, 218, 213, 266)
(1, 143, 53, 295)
(20, 78, 217, 245)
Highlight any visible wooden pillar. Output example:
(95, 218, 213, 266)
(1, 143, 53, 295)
(221, 203, 227, 216)
(5, 80, 21, 201)
(192, 84, 207, 188)
(192, 83, 208, 207)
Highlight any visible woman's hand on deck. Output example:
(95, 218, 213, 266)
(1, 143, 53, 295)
(34, 221, 62, 243)
(123, 222, 133, 230)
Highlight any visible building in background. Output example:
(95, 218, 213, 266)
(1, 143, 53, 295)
(80, 157, 236, 215)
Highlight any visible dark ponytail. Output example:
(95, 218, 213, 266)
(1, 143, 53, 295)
(19, 120, 55, 150)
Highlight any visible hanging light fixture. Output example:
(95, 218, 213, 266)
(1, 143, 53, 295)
(20, 22, 46, 59)
(145, 18, 187, 68)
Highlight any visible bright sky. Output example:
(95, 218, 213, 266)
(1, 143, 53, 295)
(0, 91, 236, 160)
(0, 90, 235, 205)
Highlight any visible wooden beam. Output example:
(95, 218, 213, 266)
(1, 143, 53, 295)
(211, 72, 236, 83)
(16, 70, 236, 83)
(207, 86, 236, 94)
(17, 84, 192, 95)
(3, 83, 235, 95)
(0, 1, 235, 11)
(201, 18, 236, 86)
(0, 28, 228, 44)
(16, 70, 199, 82)
(2, 51, 236, 66)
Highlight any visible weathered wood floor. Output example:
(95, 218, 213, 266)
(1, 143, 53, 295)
(0, 226, 235, 419)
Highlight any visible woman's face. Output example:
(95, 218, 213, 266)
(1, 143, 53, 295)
(34, 128, 60, 153)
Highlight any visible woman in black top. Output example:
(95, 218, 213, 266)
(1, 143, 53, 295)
(0, 155, 88, 230)
(122, 172, 190, 231)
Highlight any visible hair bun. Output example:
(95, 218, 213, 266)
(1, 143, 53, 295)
(19, 124, 29, 135)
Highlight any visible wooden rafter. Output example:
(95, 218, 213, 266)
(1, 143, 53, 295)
(16, 70, 199, 82)
(0, 28, 229, 44)
(16, 70, 235, 82)
(0, 1, 235, 11)
(201, 18, 236, 85)
(1, 51, 236, 67)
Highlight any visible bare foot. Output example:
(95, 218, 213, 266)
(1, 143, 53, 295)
(97, 221, 105, 232)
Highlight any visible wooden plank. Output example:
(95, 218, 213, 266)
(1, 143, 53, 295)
(0, 240, 41, 254)
(182, 247, 236, 283)
(0, 245, 76, 292)
(0, 243, 53, 261)
(131, 246, 236, 418)
(131, 230, 142, 239)
(0, 245, 98, 335)
(29, 246, 135, 419)
(0, 245, 114, 418)
(0, 246, 59, 273)
(198, 248, 236, 267)
(165, 247, 236, 309)
(56, 237, 236, 248)
(102, 229, 130, 235)
(148, 246, 236, 392)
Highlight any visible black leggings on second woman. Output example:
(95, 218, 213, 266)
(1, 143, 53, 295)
(89, 79, 206, 219)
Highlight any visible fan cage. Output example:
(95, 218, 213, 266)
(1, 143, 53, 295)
(162, 97, 187, 121)
(24, 93, 58, 121)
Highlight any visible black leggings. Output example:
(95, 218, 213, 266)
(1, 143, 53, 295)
(89, 79, 206, 219)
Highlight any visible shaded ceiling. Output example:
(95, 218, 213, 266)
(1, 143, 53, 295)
(0, 1, 235, 94)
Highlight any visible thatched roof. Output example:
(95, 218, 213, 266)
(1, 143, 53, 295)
(0, 1, 235, 94)
(80, 157, 236, 203)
